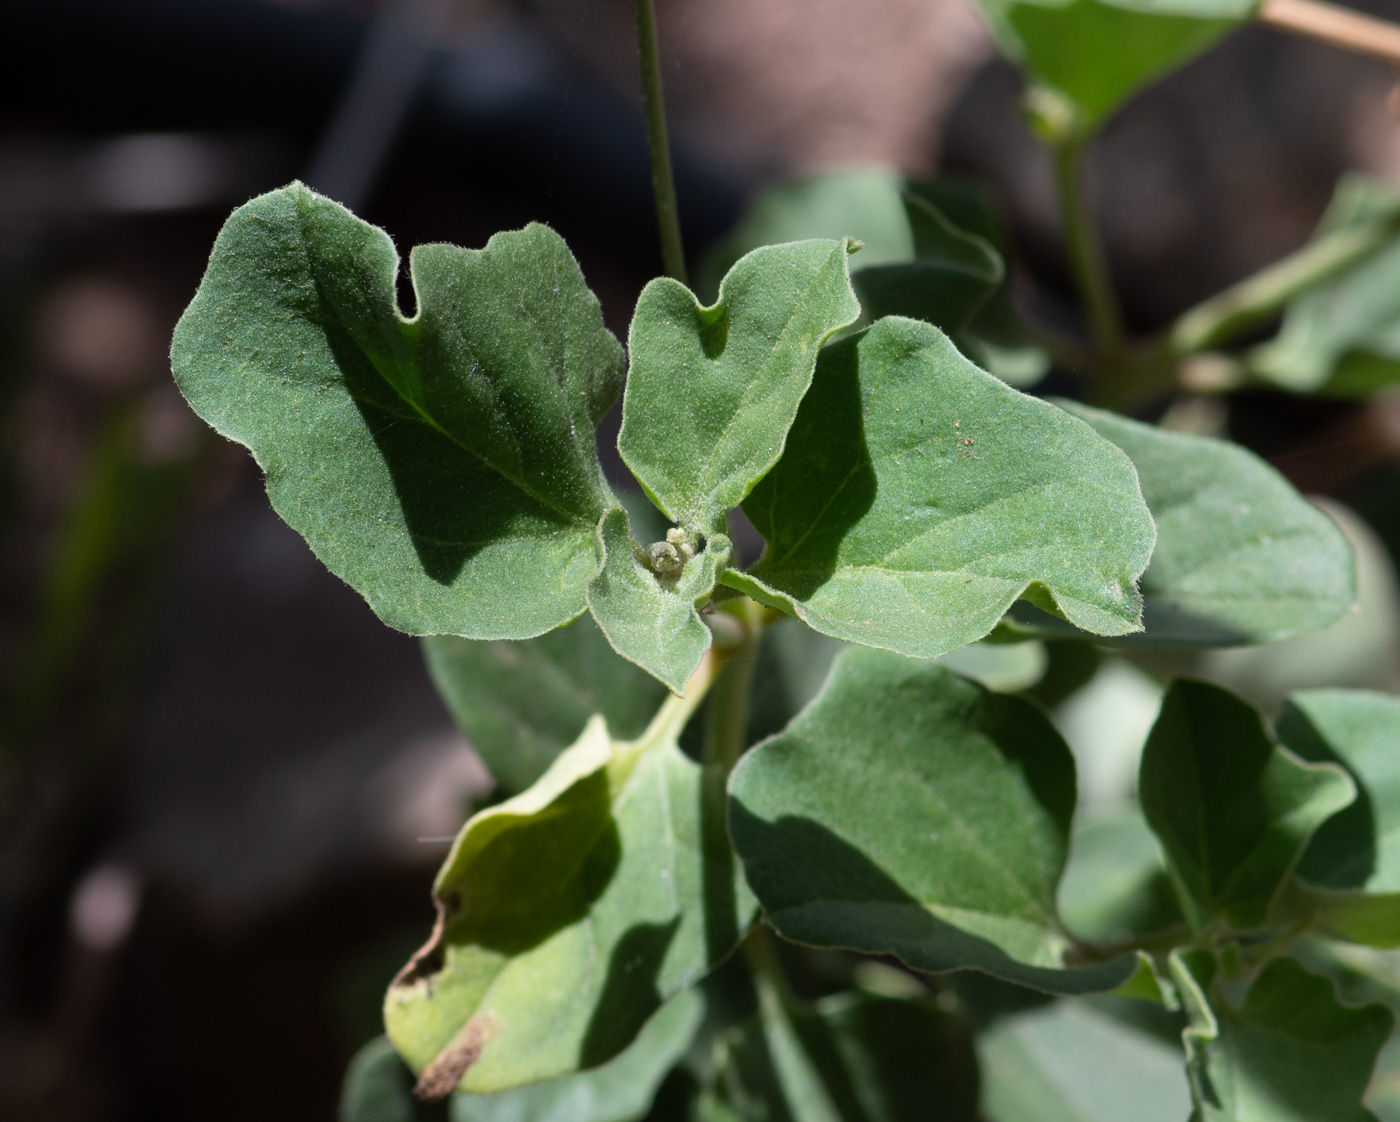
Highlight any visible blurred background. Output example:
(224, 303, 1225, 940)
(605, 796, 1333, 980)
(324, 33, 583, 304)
(6, 0, 1400, 1118)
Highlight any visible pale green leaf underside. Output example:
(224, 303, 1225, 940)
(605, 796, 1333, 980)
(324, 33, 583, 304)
(421, 617, 668, 794)
(171, 183, 623, 639)
(727, 649, 1138, 994)
(386, 714, 754, 1094)
(977, 0, 1251, 126)
(619, 239, 860, 536)
(978, 1000, 1191, 1122)
(1173, 950, 1392, 1122)
(1252, 174, 1400, 396)
(1014, 402, 1356, 646)
(1284, 690, 1400, 946)
(1140, 680, 1355, 932)
(713, 991, 980, 1122)
(730, 318, 1154, 658)
(586, 507, 732, 694)
(450, 988, 703, 1122)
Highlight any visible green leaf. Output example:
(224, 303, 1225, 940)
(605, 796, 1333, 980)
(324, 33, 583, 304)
(341, 1036, 449, 1122)
(1252, 175, 1400, 396)
(585, 507, 733, 693)
(422, 617, 668, 794)
(1173, 950, 1393, 1122)
(618, 239, 860, 537)
(1012, 402, 1356, 646)
(385, 700, 754, 1095)
(851, 193, 1004, 336)
(1139, 679, 1355, 931)
(728, 318, 1155, 657)
(727, 648, 1140, 993)
(977, 0, 1251, 129)
(978, 999, 1191, 1122)
(711, 989, 980, 1122)
(1283, 690, 1400, 946)
(171, 184, 623, 639)
(1057, 808, 1183, 946)
(450, 988, 703, 1122)
(696, 169, 916, 301)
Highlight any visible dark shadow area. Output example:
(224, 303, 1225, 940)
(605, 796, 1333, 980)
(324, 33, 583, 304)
(579, 917, 680, 1068)
(1280, 703, 1379, 889)
(746, 334, 876, 596)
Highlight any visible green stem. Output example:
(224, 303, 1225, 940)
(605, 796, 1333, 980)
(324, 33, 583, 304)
(1051, 131, 1125, 356)
(633, 0, 687, 284)
(702, 599, 763, 775)
(1166, 215, 1400, 357)
(744, 922, 800, 1014)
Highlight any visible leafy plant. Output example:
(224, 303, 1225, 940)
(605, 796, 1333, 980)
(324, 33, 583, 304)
(172, 0, 1400, 1117)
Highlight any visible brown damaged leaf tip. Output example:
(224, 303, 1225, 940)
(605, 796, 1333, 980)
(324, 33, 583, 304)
(412, 1013, 500, 1102)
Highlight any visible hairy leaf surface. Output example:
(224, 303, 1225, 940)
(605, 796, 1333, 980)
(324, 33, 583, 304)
(619, 240, 860, 536)
(1173, 951, 1392, 1122)
(451, 989, 702, 1122)
(728, 319, 1154, 657)
(171, 184, 623, 639)
(728, 649, 1139, 993)
(1011, 403, 1356, 645)
(385, 709, 754, 1094)
(586, 508, 732, 693)
(1140, 680, 1355, 931)
(422, 618, 667, 793)
(1283, 690, 1400, 946)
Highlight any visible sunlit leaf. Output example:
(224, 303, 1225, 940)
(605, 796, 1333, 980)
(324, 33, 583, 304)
(1010, 403, 1356, 646)
(728, 648, 1140, 993)
(1139, 679, 1355, 931)
(619, 239, 860, 537)
(386, 703, 754, 1095)
(975, 0, 1252, 128)
(450, 988, 703, 1122)
(727, 318, 1154, 657)
(1173, 949, 1392, 1121)
(171, 184, 623, 639)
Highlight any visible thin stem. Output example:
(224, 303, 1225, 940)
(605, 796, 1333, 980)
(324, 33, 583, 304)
(1166, 213, 1400, 357)
(1051, 130, 1125, 356)
(632, 0, 687, 284)
(634, 646, 722, 751)
(743, 923, 800, 1014)
(1258, 0, 1400, 67)
(702, 599, 764, 775)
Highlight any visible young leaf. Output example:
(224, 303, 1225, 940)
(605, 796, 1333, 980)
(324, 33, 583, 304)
(1012, 402, 1356, 646)
(171, 184, 623, 640)
(1283, 690, 1400, 947)
(976, 0, 1250, 129)
(422, 617, 668, 794)
(450, 988, 703, 1122)
(585, 508, 733, 693)
(1252, 175, 1400, 396)
(618, 239, 860, 537)
(1139, 679, 1355, 932)
(727, 648, 1140, 994)
(978, 1000, 1191, 1122)
(727, 318, 1155, 658)
(1172, 950, 1393, 1122)
(852, 193, 1004, 335)
(711, 990, 980, 1122)
(385, 702, 754, 1095)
